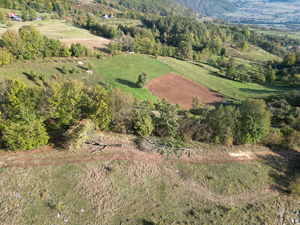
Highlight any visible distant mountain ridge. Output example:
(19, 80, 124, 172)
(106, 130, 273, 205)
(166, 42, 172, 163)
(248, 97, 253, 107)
(172, 0, 237, 16)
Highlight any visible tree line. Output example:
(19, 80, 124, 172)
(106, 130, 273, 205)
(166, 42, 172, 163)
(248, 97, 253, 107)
(0, 25, 91, 65)
(1, 78, 299, 151)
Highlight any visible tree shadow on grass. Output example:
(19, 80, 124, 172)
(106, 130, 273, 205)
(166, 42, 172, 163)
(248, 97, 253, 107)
(78, 65, 88, 70)
(55, 67, 64, 74)
(142, 220, 155, 225)
(116, 78, 139, 88)
(256, 146, 300, 192)
(23, 72, 34, 81)
(23, 72, 41, 86)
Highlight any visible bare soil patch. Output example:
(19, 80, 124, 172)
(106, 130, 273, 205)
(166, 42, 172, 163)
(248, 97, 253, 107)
(146, 73, 223, 110)
(59, 37, 110, 50)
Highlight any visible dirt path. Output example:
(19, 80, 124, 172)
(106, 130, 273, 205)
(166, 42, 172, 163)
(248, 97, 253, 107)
(0, 145, 299, 169)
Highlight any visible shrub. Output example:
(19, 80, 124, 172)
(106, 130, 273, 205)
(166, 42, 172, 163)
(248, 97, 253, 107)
(281, 126, 299, 147)
(30, 69, 38, 79)
(64, 119, 97, 150)
(288, 175, 300, 196)
(62, 65, 68, 74)
(40, 74, 46, 81)
(71, 68, 77, 74)
(261, 128, 282, 146)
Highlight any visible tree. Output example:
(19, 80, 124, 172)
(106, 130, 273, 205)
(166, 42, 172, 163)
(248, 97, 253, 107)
(21, 11, 29, 22)
(2, 107, 48, 151)
(29, 8, 37, 21)
(157, 100, 179, 137)
(71, 43, 79, 57)
(134, 110, 154, 137)
(266, 70, 276, 83)
(109, 26, 117, 38)
(226, 58, 236, 78)
(220, 47, 227, 56)
(0, 10, 6, 23)
(5, 0, 13, 9)
(60, 44, 71, 57)
(238, 98, 272, 144)
(137, 72, 148, 88)
(86, 86, 111, 130)
(1, 29, 23, 57)
(240, 41, 248, 52)
(207, 105, 239, 145)
(19, 25, 44, 59)
(30, 69, 38, 79)
(283, 54, 296, 66)
(108, 87, 135, 133)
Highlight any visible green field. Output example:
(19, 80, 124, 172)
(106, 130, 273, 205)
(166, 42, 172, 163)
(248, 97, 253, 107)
(0, 54, 296, 103)
(91, 54, 178, 100)
(0, 19, 99, 39)
(159, 57, 294, 102)
(99, 18, 145, 29)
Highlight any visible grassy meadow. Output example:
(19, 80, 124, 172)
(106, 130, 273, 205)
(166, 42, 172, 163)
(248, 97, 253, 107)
(0, 54, 296, 103)
(0, 19, 99, 39)
(0, 129, 299, 224)
(99, 18, 146, 29)
(159, 56, 295, 102)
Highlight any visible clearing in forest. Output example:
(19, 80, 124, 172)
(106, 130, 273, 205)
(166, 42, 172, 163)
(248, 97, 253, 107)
(146, 73, 223, 110)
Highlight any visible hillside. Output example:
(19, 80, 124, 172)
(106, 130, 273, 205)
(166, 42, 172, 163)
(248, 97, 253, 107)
(0, 132, 299, 224)
(111, 0, 196, 16)
(172, 0, 236, 16)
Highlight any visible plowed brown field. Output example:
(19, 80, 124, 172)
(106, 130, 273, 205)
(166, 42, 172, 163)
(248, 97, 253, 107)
(146, 73, 223, 110)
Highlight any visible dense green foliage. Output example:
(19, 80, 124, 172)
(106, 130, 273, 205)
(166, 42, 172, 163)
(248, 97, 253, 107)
(0, 0, 69, 15)
(110, 0, 195, 16)
(0, 79, 111, 150)
(1, 25, 70, 60)
(0, 77, 281, 150)
(173, 0, 236, 16)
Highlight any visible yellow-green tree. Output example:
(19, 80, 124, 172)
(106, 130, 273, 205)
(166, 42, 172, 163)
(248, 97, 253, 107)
(239, 98, 272, 144)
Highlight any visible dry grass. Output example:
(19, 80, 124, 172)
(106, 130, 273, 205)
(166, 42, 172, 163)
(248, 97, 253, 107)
(0, 132, 300, 224)
(59, 37, 110, 49)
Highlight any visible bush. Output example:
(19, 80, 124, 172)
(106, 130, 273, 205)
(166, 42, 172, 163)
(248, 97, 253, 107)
(261, 128, 282, 146)
(281, 126, 299, 147)
(71, 68, 77, 74)
(64, 119, 97, 150)
(62, 65, 68, 74)
(30, 69, 38, 79)
(40, 74, 46, 81)
(288, 175, 300, 196)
